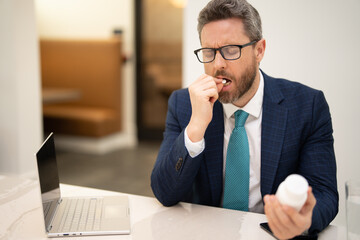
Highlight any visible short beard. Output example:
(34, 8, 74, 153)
(218, 60, 257, 104)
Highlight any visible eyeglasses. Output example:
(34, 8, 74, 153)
(194, 40, 257, 63)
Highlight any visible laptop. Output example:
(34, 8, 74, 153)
(35, 132, 131, 237)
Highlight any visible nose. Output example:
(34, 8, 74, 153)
(213, 50, 226, 69)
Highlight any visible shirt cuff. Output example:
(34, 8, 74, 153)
(184, 127, 205, 158)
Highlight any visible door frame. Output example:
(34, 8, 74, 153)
(135, 0, 165, 141)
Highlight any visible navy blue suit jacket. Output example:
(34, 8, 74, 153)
(151, 71, 338, 234)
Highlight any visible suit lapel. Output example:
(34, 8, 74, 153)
(261, 73, 288, 196)
(204, 101, 224, 206)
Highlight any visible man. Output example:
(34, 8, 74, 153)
(151, 0, 338, 239)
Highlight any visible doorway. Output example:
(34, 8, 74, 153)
(135, 0, 184, 141)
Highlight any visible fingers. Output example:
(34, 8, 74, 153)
(264, 195, 295, 238)
(190, 74, 222, 94)
(216, 79, 224, 93)
(187, 74, 222, 141)
(188, 74, 223, 109)
(191, 74, 216, 88)
(264, 194, 313, 240)
(283, 187, 315, 231)
(295, 187, 316, 216)
(283, 205, 308, 231)
(190, 79, 218, 105)
(303, 187, 316, 213)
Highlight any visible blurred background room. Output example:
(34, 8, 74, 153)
(0, 0, 359, 230)
(1, 0, 185, 198)
(34, 0, 185, 197)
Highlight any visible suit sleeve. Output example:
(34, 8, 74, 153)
(299, 91, 338, 234)
(151, 90, 204, 206)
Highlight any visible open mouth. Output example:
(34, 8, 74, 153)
(222, 78, 231, 86)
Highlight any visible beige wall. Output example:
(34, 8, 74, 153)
(0, 0, 42, 176)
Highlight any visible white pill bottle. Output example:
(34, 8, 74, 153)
(275, 174, 309, 211)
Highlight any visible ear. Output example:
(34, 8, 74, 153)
(255, 39, 266, 63)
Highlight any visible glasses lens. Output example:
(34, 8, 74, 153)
(199, 49, 214, 63)
(221, 46, 241, 60)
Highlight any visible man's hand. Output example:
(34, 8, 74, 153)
(187, 74, 223, 142)
(264, 187, 316, 240)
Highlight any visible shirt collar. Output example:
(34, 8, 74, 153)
(222, 70, 264, 119)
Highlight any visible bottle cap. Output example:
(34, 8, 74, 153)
(284, 174, 308, 202)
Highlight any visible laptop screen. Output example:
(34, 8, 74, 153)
(36, 133, 61, 210)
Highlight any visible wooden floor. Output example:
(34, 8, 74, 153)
(56, 141, 161, 198)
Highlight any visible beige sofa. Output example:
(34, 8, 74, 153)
(40, 38, 123, 137)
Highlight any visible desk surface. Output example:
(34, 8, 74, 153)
(0, 175, 345, 239)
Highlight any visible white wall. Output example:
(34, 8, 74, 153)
(184, 0, 360, 226)
(0, 0, 42, 176)
(35, 0, 137, 151)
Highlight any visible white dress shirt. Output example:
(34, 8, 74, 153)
(185, 71, 264, 213)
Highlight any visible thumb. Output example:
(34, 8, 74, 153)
(214, 78, 224, 92)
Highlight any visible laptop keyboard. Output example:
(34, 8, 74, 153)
(43, 200, 58, 218)
(43, 201, 51, 217)
(58, 198, 103, 233)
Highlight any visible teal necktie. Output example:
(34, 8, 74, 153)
(223, 110, 249, 211)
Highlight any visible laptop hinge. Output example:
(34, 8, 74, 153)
(47, 198, 62, 233)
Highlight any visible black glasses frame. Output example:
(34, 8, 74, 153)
(194, 40, 257, 63)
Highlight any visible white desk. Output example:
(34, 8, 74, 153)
(0, 175, 345, 239)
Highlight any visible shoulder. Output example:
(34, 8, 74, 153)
(168, 88, 191, 108)
(169, 88, 190, 100)
(262, 71, 325, 106)
(167, 88, 192, 125)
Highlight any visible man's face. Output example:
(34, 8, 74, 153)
(200, 18, 260, 105)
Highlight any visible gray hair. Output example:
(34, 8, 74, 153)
(197, 0, 262, 42)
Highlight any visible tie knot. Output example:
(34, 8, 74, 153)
(234, 110, 249, 128)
